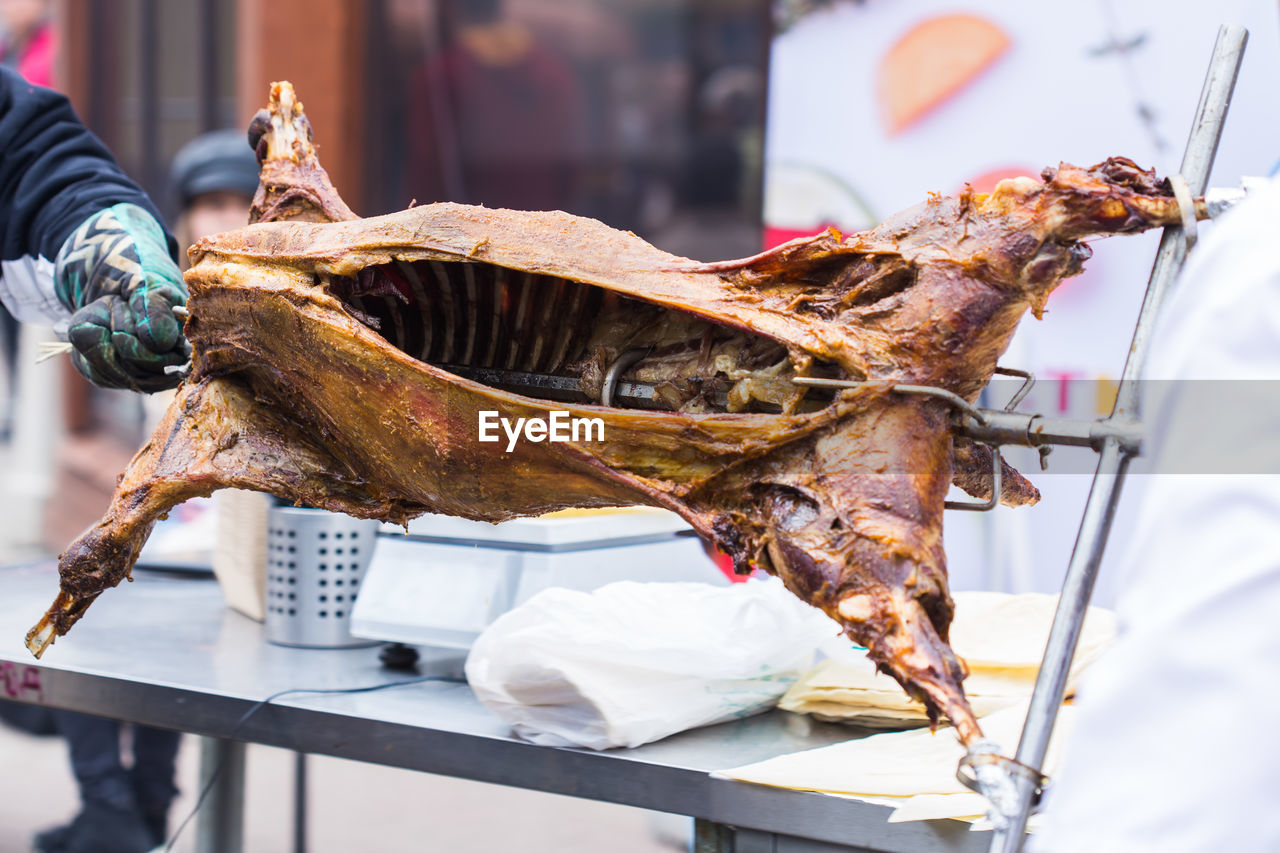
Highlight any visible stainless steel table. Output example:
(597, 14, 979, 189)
(0, 563, 986, 853)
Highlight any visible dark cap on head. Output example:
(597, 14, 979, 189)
(170, 129, 260, 208)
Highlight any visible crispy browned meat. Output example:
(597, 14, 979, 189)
(952, 439, 1041, 507)
(28, 83, 1200, 746)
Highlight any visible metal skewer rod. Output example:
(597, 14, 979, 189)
(34, 341, 73, 364)
(988, 24, 1247, 851)
(958, 409, 1142, 454)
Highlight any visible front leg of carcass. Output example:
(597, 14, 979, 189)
(698, 396, 983, 745)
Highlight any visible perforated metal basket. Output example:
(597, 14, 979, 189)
(264, 506, 381, 648)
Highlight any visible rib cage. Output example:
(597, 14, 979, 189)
(342, 260, 610, 375)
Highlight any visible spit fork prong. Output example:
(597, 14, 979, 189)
(993, 366, 1035, 411)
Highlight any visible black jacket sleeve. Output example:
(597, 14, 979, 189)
(0, 67, 177, 323)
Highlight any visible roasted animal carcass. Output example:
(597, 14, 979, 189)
(28, 82, 1206, 747)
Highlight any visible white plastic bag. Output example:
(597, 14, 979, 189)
(465, 579, 826, 749)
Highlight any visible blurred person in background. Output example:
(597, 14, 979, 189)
(406, 0, 584, 212)
(648, 65, 763, 261)
(168, 130, 259, 259)
(25, 130, 257, 853)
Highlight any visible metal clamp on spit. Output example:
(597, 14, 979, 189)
(792, 366, 1143, 512)
(1169, 173, 1199, 251)
(958, 739, 1049, 828)
(793, 371, 1143, 457)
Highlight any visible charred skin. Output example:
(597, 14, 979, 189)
(952, 439, 1040, 507)
(687, 397, 980, 742)
(29, 81, 1203, 747)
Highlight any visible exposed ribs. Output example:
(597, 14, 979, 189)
(337, 262, 601, 373)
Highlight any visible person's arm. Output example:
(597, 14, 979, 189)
(0, 67, 187, 391)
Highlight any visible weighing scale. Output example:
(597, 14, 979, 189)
(350, 507, 725, 649)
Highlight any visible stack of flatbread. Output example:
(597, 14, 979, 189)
(780, 592, 1115, 727)
(715, 700, 1074, 827)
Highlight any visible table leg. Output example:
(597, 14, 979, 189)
(294, 751, 308, 853)
(195, 736, 246, 853)
(694, 818, 734, 852)
(696, 821, 892, 852)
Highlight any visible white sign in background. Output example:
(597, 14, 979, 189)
(765, 1, 1280, 601)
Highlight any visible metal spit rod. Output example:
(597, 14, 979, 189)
(960, 409, 1142, 455)
(987, 24, 1248, 851)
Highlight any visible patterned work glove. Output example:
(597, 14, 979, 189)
(54, 203, 189, 392)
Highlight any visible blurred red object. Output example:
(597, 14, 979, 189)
(0, 16, 56, 88)
(712, 548, 754, 583)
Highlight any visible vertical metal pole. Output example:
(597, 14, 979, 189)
(195, 736, 246, 853)
(294, 751, 309, 853)
(987, 25, 1247, 852)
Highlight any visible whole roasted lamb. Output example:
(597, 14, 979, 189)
(28, 82, 1204, 749)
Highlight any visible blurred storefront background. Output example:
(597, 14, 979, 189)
(60, 0, 768, 250)
(0, 0, 770, 556)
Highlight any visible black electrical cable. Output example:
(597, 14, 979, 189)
(164, 674, 466, 851)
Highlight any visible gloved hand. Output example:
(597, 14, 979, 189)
(54, 203, 190, 392)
